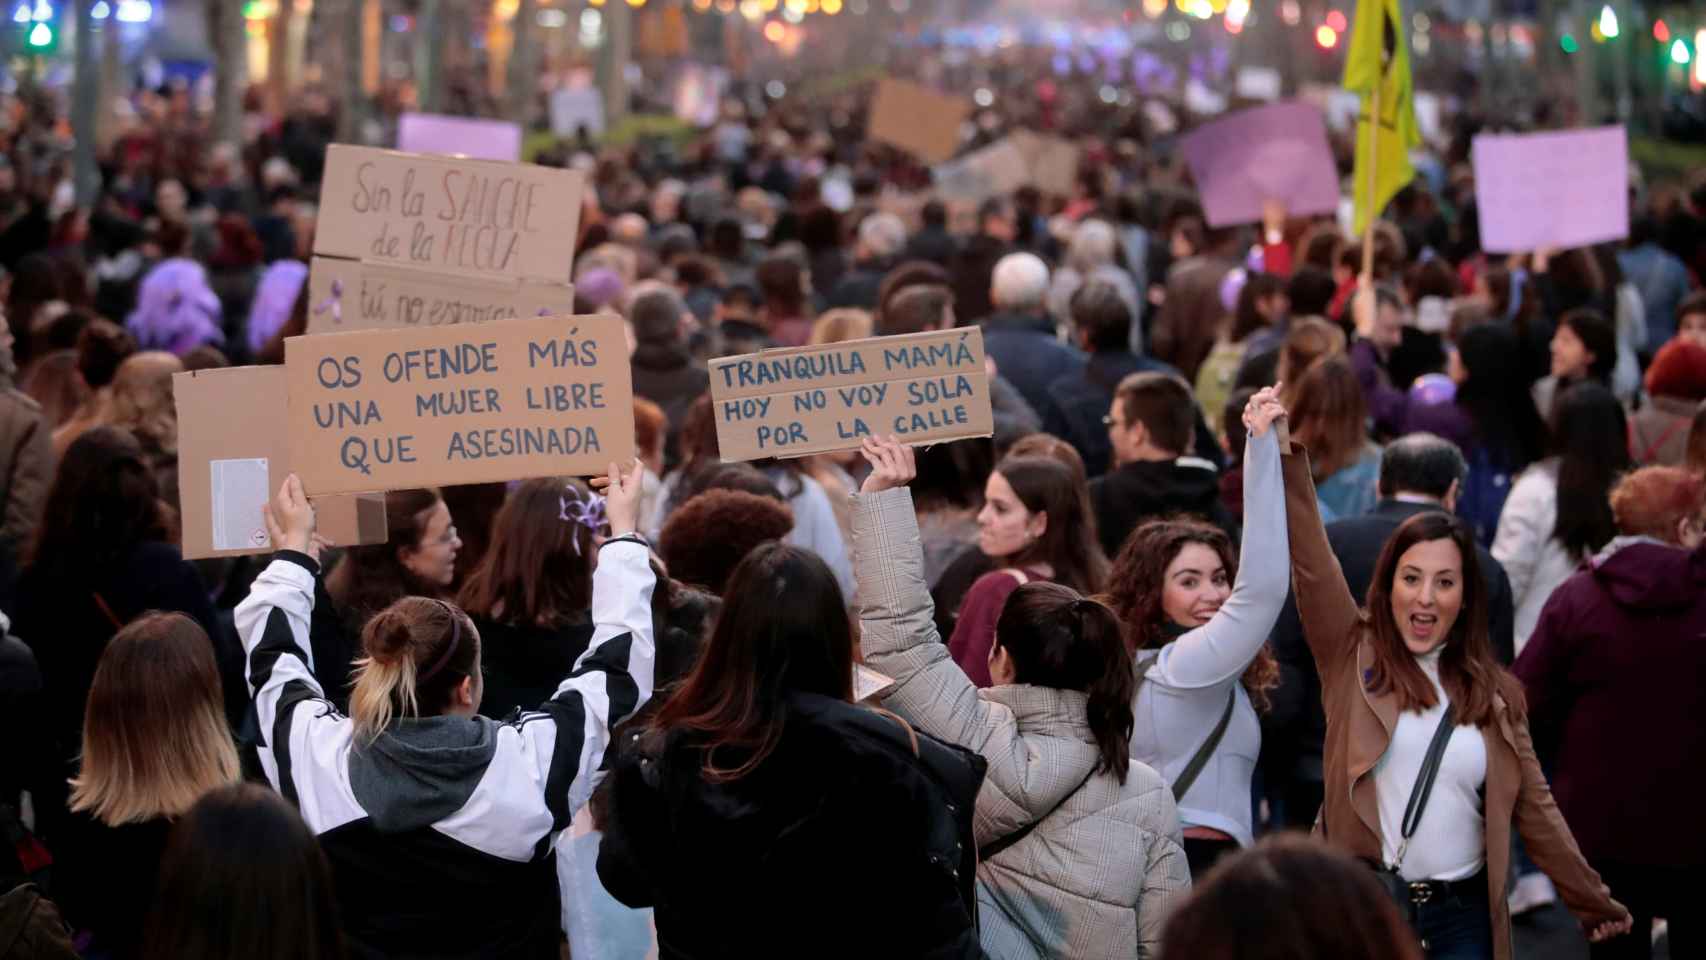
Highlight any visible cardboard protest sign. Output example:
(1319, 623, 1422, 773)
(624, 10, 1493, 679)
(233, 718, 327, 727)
(1179, 101, 1340, 228)
(933, 139, 1030, 199)
(709, 328, 992, 461)
(1010, 130, 1081, 198)
(285, 313, 633, 496)
(306, 257, 576, 333)
(397, 113, 524, 162)
(175, 366, 388, 559)
(314, 145, 584, 286)
(866, 78, 970, 165)
(1472, 126, 1628, 254)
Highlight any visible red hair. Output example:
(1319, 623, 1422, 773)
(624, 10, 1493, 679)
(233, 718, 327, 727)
(1609, 466, 1706, 541)
(1645, 338, 1706, 401)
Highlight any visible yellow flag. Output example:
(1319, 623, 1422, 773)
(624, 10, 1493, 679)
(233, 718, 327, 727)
(1343, 0, 1419, 235)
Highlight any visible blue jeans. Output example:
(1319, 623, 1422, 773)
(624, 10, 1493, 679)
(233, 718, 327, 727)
(1412, 872, 1494, 960)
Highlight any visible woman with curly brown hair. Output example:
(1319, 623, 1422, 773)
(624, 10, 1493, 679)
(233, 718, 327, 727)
(1100, 387, 1290, 879)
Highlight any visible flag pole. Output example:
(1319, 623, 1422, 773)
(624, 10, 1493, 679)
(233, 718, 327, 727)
(1360, 61, 1381, 280)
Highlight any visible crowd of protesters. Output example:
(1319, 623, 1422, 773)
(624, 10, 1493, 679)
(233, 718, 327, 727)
(0, 36, 1701, 960)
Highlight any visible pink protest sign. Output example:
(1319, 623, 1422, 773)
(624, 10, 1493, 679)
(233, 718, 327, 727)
(1178, 101, 1340, 228)
(397, 113, 523, 163)
(1472, 126, 1628, 254)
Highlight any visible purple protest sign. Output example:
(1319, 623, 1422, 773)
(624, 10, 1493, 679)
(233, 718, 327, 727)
(397, 112, 523, 163)
(1472, 126, 1628, 254)
(1178, 101, 1340, 228)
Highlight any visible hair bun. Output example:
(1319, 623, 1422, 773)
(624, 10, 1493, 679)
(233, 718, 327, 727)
(363, 604, 417, 665)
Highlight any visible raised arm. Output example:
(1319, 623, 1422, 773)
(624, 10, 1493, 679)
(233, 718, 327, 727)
(517, 460, 656, 829)
(1281, 438, 1363, 678)
(236, 475, 343, 811)
(1149, 424, 1288, 688)
(852, 437, 1069, 842)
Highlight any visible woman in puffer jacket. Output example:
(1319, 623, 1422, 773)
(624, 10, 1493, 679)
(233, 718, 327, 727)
(853, 435, 1190, 960)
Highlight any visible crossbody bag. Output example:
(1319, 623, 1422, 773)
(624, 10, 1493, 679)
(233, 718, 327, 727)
(1367, 705, 1457, 921)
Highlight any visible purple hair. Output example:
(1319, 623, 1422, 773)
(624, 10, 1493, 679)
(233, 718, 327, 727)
(247, 259, 308, 357)
(126, 258, 224, 356)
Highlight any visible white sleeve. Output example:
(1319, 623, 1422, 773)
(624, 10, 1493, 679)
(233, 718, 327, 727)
(1492, 471, 1549, 610)
(233, 552, 364, 834)
(1153, 429, 1289, 689)
(510, 538, 656, 829)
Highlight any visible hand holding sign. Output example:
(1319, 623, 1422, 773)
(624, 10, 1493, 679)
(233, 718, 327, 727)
(589, 458, 644, 537)
(858, 435, 916, 494)
(263, 474, 316, 558)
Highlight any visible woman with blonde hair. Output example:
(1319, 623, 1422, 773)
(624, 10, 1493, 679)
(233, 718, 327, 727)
(53, 612, 242, 960)
(238, 465, 654, 959)
(101, 350, 184, 497)
(1273, 317, 1347, 405)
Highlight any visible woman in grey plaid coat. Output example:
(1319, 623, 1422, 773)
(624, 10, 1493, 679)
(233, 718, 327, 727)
(852, 435, 1191, 960)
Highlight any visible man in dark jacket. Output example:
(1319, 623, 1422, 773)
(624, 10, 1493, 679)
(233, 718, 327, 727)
(980, 252, 1083, 415)
(1089, 371, 1233, 558)
(824, 212, 905, 311)
(1043, 281, 1221, 478)
(628, 287, 710, 465)
(949, 197, 1017, 325)
(1263, 433, 1516, 829)
(902, 200, 959, 266)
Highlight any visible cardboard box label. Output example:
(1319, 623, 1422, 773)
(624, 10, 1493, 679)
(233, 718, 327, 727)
(175, 365, 389, 559)
(709, 328, 992, 461)
(306, 257, 576, 333)
(285, 313, 634, 495)
(314, 144, 584, 286)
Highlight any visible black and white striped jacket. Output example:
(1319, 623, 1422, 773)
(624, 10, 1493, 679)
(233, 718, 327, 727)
(234, 539, 655, 959)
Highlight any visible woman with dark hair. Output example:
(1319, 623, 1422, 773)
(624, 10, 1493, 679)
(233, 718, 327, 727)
(1282, 405, 1631, 959)
(238, 465, 654, 959)
(853, 435, 1189, 957)
(912, 435, 994, 591)
(53, 612, 242, 960)
(53, 318, 137, 457)
(1100, 389, 1288, 877)
(1160, 835, 1422, 960)
(595, 500, 985, 957)
(143, 783, 344, 960)
(1516, 467, 1706, 960)
(1493, 382, 1630, 656)
(16, 427, 226, 825)
(948, 455, 1108, 686)
(458, 477, 606, 721)
(1532, 308, 1617, 422)
(326, 487, 461, 640)
(1406, 323, 1549, 545)
(1290, 357, 1381, 521)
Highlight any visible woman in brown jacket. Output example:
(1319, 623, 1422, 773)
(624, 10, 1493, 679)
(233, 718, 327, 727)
(1276, 391, 1632, 959)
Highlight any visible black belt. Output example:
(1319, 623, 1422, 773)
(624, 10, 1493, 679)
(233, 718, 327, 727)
(1366, 862, 1487, 906)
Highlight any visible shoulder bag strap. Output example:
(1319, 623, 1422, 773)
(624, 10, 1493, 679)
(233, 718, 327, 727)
(1134, 653, 1239, 803)
(980, 766, 1098, 861)
(1170, 687, 1236, 802)
(1391, 705, 1456, 868)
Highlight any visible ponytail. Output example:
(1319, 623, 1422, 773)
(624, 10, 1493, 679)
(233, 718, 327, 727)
(994, 584, 1137, 785)
(350, 597, 478, 743)
(1073, 599, 1136, 783)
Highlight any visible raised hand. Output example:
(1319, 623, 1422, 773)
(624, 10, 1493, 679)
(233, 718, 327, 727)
(590, 459, 644, 536)
(263, 474, 317, 559)
(1242, 384, 1288, 439)
(858, 435, 916, 494)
